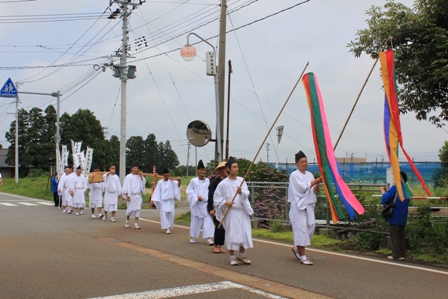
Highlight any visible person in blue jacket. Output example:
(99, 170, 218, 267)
(380, 171, 410, 261)
(51, 173, 60, 207)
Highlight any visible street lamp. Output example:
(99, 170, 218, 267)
(180, 33, 222, 162)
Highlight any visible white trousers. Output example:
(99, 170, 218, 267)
(190, 214, 214, 239)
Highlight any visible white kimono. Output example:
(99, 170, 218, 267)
(213, 177, 253, 250)
(58, 173, 73, 207)
(122, 173, 146, 218)
(152, 179, 181, 229)
(88, 180, 104, 209)
(103, 173, 121, 212)
(71, 174, 87, 208)
(186, 177, 214, 239)
(287, 169, 317, 247)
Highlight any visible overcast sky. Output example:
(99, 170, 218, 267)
(0, 0, 445, 167)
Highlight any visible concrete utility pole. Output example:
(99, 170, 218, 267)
(266, 143, 270, 164)
(109, 0, 144, 183)
(15, 95, 19, 183)
(217, 0, 227, 162)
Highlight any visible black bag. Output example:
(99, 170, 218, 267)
(381, 193, 397, 218)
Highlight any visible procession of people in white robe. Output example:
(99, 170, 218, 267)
(51, 153, 320, 266)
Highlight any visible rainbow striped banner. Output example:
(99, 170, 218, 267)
(302, 73, 365, 222)
(379, 50, 430, 200)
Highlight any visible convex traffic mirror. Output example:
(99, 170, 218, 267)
(186, 120, 212, 147)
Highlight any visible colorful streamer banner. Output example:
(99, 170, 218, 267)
(379, 50, 431, 200)
(303, 72, 365, 222)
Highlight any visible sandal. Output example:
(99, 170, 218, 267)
(212, 246, 221, 254)
(291, 247, 300, 260)
(236, 256, 251, 265)
(300, 259, 313, 265)
(220, 248, 227, 253)
(230, 259, 238, 266)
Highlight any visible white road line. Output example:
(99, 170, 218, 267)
(36, 202, 54, 206)
(88, 281, 287, 299)
(17, 202, 38, 206)
(139, 217, 448, 276)
(253, 238, 448, 276)
(0, 202, 17, 206)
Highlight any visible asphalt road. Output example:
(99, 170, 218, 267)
(0, 192, 447, 299)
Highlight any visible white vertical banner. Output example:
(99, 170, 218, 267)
(56, 146, 63, 176)
(85, 147, 93, 173)
(71, 140, 75, 158)
(62, 145, 69, 167)
(74, 151, 85, 173)
(72, 141, 82, 169)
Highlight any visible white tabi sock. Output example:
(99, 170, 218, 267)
(300, 255, 307, 261)
(238, 252, 245, 258)
(230, 255, 236, 262)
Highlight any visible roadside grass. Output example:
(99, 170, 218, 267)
(0, 177, 53, 201)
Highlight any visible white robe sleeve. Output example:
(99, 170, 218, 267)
(240, 179, 253, 216)
(186, 178, 198, 206)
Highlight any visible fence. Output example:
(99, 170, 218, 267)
(267, 161, 442, 184)
(246, 181, 387, 229)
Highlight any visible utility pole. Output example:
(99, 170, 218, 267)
(15, 94, 19, 183)
(217, 0, 227, 162)
(186, 142, 191, 176)
(109, 0, 144, 183)
(266, 143, 270, 164)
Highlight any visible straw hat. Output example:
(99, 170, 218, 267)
(213, 161, 227, 172)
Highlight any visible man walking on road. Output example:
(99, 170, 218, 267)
(151, 168, 181, 234)
(122, 162, 146, 229)
(58, 166, 73, 214)
(213, 157, 254, 266)
(288, 150, 321, 265)
(208, 161, 228, 253)
(103, 164, 121, 223)
(88, 165, 104, 219)
(187, 160, 214, 245)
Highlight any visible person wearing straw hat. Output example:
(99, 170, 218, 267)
(213, 157, 254, 266)
(208, 160, 228, 253)
(187, 160, 214, 245)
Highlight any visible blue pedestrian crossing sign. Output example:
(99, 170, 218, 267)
(0, 78, 18, 97)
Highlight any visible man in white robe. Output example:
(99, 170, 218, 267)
(151, 168, 181, 234)
(288, 150, 321, 265)
(103, 164, 121, 222)
(213, 157, 254, 266)
(57, 166, 73, 214)
(122, 162, 146, 229)
(187, 160, 214, 245)
(71, 166, 87, 216)
(88, 165, 104, 219)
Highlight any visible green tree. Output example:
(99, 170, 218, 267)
(156, 140, 179, 171)
(106, 135, 120, 171)
(5, 108, 32, 175)
(59, 109, 106, 169)
(348, 0, 448, 126)
(436, 140, 448, 187)
(126, 136, 146, 172)
(144, 133, 159, 173)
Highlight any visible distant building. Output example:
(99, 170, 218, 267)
(336, 157, 366, 164)
(0, 148, 14, 178)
